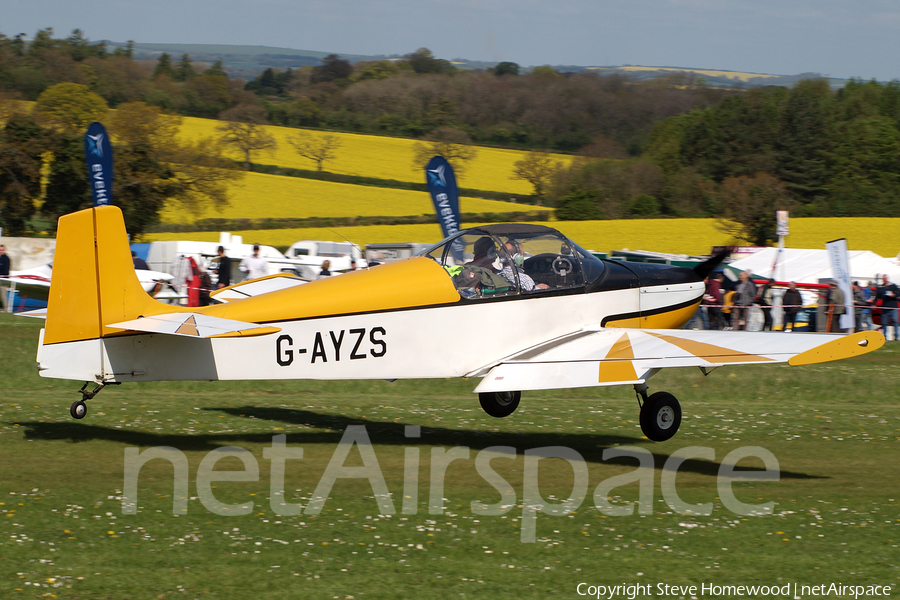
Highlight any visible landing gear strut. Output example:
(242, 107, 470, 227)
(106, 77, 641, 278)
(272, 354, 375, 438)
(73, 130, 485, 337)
(634, 383, 681, 442)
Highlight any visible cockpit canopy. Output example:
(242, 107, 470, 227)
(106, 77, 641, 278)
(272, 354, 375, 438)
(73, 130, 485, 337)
(420, 224, 606, 299)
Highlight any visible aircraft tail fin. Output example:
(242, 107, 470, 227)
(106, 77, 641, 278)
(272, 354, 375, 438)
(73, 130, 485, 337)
(44, 206, 170, 345)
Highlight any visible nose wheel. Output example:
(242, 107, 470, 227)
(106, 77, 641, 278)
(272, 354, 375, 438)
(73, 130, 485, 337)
(636, 389, 682, 442)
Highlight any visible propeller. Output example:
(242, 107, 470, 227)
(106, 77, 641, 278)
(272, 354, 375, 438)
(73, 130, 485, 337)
(693, 246, 732, 280)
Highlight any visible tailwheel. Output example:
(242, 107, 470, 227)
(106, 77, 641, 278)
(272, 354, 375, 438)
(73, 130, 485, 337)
(479, 391, 521, 418)
(70, 400, 87, 420)
(639, 391, 681, 442)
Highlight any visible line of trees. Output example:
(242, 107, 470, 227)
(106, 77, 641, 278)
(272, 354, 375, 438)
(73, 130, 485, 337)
(0, 29, 723, 152)
(546, 78, 900, 244)
(2, 28, 899, 245)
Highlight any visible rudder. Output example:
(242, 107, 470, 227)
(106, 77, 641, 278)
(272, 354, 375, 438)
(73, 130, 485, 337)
(44, 206, 166, 345)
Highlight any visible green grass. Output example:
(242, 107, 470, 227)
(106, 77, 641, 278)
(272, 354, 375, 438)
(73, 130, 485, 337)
(1, 313, 899, 598)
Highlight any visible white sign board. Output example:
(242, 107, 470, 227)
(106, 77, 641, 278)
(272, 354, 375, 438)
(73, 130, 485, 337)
(826, 238, 854, 331)
(776, 211, 789, 237)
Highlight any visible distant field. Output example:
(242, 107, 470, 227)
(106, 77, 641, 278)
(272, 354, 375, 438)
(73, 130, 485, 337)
(179, 117, 572, 194)
(147, 218, 900, 259)
(619, 66, 781, 82)
(159, 171, 548, 224)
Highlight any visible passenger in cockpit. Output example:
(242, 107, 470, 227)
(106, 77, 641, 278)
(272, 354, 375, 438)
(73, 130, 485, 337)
(500, 241, 549, 291)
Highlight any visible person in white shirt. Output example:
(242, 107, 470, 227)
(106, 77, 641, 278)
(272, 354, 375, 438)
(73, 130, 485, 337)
(239, 244, 268, 281)
(499, 241, 549, 292)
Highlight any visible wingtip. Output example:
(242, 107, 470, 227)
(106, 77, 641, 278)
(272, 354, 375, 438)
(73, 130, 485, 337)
(788, 331, 885, 366)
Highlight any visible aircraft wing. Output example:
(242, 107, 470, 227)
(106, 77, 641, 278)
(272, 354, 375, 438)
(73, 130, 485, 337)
(107, 313, 281, 338)
(474, 328, 884, 393)
(0, 276, 51, 302)
(210, 273, 309, 303)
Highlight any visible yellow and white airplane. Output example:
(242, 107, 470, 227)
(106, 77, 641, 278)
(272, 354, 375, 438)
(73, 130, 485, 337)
(36, 206, 884, 441)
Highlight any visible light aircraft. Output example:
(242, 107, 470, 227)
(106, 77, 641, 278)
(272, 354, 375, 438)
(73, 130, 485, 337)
(36, 206, 884, 441)
(2, 262, 178, 314)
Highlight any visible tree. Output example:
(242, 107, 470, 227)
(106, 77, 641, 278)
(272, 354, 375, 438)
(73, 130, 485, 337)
(27, 28, 56, 60)
(182, 67, 234, 118)
(530, 65, 560, 77)
(62, 29, 105, 61)
(153, 53, 174, 79)
(714, 173, 793, 246)
(33, 82, 108, 134)
(556, 188, 602, 220)
(41, 131, 92, 225)
(629, 194, 661, 217)
(112, 40, 134, 58)
(289, 131, 342, 172)
(404, 48, 454, 74)
(313, 54, 352, 83)
(0, 115, 44, 235)
(107, 102, 243, 237)
(247, 67, 278, 94)
(216, 104, 278, 169)
(411, 127, 477, 179)
(352, 60, 412, 82)
(175, 54, 195, 82)
(825, 115, 900, 216)
(511, 150, 556, 202)
(492, 62, 519, 76)
(775, 79, 830, 206)
(204, 60, 228, 77)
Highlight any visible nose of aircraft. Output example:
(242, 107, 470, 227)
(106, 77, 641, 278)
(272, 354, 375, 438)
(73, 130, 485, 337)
(625, 262, 704, 288)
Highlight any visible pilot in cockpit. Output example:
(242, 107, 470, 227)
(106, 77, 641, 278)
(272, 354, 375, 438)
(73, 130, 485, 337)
(469, 237, 501, 271)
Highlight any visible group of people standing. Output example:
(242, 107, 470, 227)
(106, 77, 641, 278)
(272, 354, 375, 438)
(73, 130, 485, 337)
(854, 276, 899, 340)
(700, 270, 773, 331)
(695, 269, 900, 338)
(814, 276, 899, 338)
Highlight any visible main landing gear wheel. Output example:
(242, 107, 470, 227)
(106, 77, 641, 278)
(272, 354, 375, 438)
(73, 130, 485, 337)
(70, 400, 87, 420)
(479, 391, 521, 418)
(639, 392, 681, 442)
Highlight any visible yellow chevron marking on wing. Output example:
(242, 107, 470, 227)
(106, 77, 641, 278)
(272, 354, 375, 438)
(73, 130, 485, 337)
(646, 331, 775, 363)
(599, 332, 638, 383)
(175, 315, 199, 337)
(607, 332, 634, 359)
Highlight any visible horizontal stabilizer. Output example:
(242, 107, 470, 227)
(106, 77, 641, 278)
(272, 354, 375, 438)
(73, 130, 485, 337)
(210, 274, 309, 303)
(107, 313, 281, 338)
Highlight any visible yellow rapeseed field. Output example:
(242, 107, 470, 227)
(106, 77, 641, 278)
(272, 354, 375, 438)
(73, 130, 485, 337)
(146, 217, 900, 259)
(179, 117, 572, 194)
(159, 171, 549, 223)
(554, 218, 900, 258)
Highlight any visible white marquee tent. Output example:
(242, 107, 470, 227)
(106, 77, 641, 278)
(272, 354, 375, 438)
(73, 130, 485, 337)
(727, 248, 900, 286)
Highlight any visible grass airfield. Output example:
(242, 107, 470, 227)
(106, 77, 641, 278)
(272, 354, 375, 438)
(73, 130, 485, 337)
(1, 313, 898, 599)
